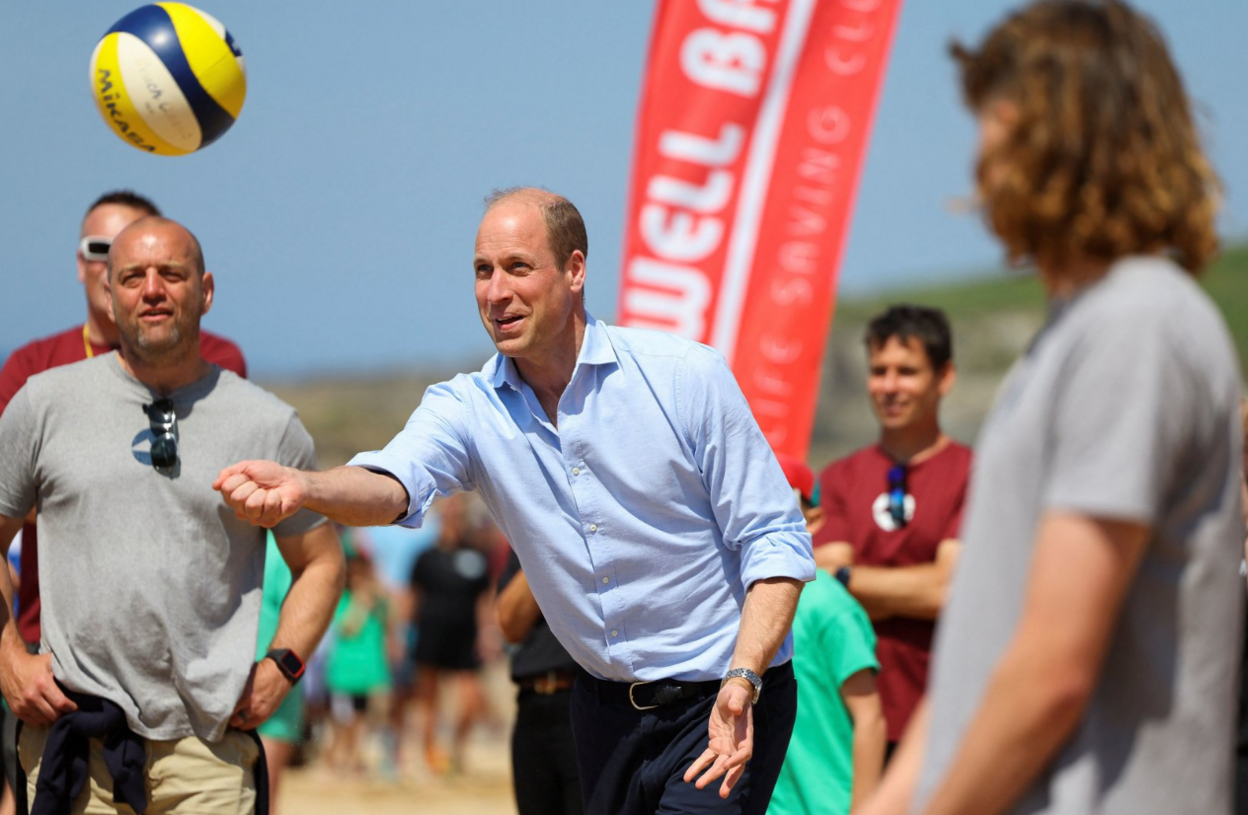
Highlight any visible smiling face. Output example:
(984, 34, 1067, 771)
(866, 336, 954, 434)
(473, 200, 585, 371)
(106, 220, 214, 365)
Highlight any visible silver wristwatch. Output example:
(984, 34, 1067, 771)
(722, 668, 763, 704)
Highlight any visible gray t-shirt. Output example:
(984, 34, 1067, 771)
(918, 256, 1245, 814)
(0, 354, 324, 741)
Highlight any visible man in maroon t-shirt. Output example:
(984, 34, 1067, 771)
(813, 305, 971, 756)
(0, 191, 247, 648)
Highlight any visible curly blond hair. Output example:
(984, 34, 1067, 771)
(952, 0, 1219, 275)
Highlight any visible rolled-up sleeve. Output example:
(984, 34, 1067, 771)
(347, 380, 476, 528)
(676, 344, 815, 588)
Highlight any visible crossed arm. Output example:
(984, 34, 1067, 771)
(815, 540, 960, 621)
(854, 512, 1149, 815)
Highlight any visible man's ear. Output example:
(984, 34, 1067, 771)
(937, 361, 956, 397)
(200, 271, 215, 316)
(566, 250, 586, 296)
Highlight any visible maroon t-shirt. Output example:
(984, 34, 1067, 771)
(0, 325, 247, 644)
(814, 442, 972, 741)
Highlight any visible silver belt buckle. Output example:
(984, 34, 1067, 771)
(629, 680, 660, 711)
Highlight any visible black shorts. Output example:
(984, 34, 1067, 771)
(414, 621, 479, 671)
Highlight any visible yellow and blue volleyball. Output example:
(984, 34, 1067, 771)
(89, 3, 246, 156)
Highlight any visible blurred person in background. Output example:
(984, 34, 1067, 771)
(813, 305, 970, 758)
(409, 494, 497, 775)
(323, 539, 392, 777)
(497, 549, 583, 815)
(860, 3, 1243, 814)
(767, 456, 886, 815)
(353, 513, 440, 776)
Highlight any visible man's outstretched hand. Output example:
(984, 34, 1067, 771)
(683, 681, 754, 798)
(214, 460, 307, 528)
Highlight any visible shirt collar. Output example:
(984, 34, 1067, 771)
(488, 312, 618, 392)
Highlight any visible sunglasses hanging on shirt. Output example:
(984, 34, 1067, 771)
(145, 399, 178, 470)
(887, 464, 908, 529)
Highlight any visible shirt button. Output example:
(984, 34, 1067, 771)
(611, 630, 618, 638)
(589, 524, 598, 533)
(572, 467, 580, 476)
(601, 577, 610, 584)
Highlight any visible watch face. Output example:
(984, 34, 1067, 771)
(272, 649, 305, 680)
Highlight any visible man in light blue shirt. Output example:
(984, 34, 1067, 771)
(215, 188, 815, 814)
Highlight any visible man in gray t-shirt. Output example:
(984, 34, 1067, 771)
(917, 257, 1244, 814)
(857, 4, 1243, 815)
(0, 217, 344, 814)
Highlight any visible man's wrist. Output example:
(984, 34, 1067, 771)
(265, 648, 306, 685)
(722, 668, 763, 703)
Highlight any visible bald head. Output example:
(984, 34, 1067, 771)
(484, 187, 587, 272)
(108, 217, 205, 281)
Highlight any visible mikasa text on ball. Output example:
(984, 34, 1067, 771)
(90, 3, 246, 156)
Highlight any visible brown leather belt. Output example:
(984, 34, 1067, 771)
(517, 670, 578, 695)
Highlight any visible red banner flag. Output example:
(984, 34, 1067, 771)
(617, 0, 904, 458)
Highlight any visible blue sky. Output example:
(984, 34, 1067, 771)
(2, 1, 1244, 376)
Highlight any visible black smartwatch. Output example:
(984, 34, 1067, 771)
(834, 566, 853, 589)
(266, 648, 306, 684)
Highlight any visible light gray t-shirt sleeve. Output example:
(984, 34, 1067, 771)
(0, 387, 37, 520)
(272, 412, 327, 537)
(1044, 314, 1192, 524)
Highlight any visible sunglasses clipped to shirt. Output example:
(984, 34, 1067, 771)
(887, 464, 908, 529)
(80, 235, 112, 262)
(144, 399, 178, 470)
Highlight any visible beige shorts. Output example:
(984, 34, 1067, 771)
(19, 722, 259, 815)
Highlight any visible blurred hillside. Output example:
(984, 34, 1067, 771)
(264, 244, 1248, 471)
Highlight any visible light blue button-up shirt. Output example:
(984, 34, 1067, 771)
(348, 316, 814, 682)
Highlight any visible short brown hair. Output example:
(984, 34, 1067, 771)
(485, 187, 588, 271)
(952, 0, 1219, 275)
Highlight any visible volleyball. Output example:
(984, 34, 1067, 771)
(89, 3, 246, 156)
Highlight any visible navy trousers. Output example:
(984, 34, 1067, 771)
(569, 662, 796, 815)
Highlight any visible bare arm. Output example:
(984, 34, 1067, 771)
(843, 540, 961, 622)
(496, 569, 543, 644)
(916, 513, 1148, 815)
(685, 576, 804, 797)
(854, 698, 930, 815)
(814, 542, 854, 572)
(215, 461, 409, 529)
(231, 522, 346, 729)
(842, 669, 887, 809)
(0, 514, 76, 725)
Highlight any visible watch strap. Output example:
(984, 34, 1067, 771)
(722, 667, 762, 704)
(266, 648, 306, 684)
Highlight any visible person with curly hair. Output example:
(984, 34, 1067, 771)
(858, 3, 1242, 815)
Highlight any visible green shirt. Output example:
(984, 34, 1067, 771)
(768, 572, 879, 815)
(325, 587, 391, 695)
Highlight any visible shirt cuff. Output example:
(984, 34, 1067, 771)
(739, 531, 817, 588)
(345, 450, 428, 527)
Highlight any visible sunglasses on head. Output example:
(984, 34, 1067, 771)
(145, 399, 178, 470)
(79, 236, 112, 262)
(887, 464, 908, 528)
